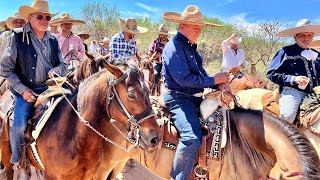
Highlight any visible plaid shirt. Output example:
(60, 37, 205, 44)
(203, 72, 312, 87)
(109, 31, 137, 60)
(148, 38, 168, 63)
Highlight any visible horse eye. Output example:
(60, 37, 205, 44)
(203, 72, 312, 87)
(128, 92, 135, 99)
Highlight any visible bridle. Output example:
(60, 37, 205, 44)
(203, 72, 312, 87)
(105, 71, 155, 148)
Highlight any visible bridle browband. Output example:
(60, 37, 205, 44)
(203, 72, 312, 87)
(106, 71, 155, 147)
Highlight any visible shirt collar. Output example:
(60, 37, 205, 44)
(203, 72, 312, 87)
(176, 32, 197, 49)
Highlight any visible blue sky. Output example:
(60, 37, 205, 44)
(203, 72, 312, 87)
(1, 0, 320, 28)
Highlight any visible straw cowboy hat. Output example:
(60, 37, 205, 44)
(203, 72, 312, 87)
(163, 5, 223, 27)
(150, 24, 177, 35)
(276, 19, 320, 37)
(78, 33, 90, 40)
(0, 21, 6, 29)
(19, 0, 58, 19)
(6, 12, 27, 29)
(52, 13, 85, 26)
(118, 17, 148, 34)
(229, 36, 242, 45)
(49, 18, 60, 26)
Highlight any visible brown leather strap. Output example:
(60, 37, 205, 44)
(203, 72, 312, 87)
(198, 136, 207, 169)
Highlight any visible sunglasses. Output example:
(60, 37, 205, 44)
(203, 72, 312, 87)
(33, 14, 51, 21)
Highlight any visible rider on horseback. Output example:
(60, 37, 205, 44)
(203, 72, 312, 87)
(162, 5, 231, 179)
(0, 0, 66, 171)
(148, 24, 176, 92)
(221, 33, 246, 78)
(51, 13, 85, 64)
(267, 19, 320, 123)
(109, 17, 148, 63)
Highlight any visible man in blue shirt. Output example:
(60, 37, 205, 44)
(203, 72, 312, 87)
(267, 19, 320, 123)
(162, 5, 231, 179)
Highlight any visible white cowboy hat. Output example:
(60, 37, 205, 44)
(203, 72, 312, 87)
(99, 37, 110, 44)
(118, 17, 148, 34)
(276, 19, 320, 37)
(19, 0, 58, 19)
(51, 13, 85, 26)
(229, 36, 242, 45)
(163, 5, 223, 27)
(149, 24, 177, 35)
(6, 12, 27, 29)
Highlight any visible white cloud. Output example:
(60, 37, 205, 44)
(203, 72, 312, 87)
(122, 11, 150, 19)
(224, 13, 259, 29)
(135, 3, 161, 12)
(216, 0, 235, 7)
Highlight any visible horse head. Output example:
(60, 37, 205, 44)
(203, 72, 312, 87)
(78, 58, 161, 150)
(229, 74, 267, 92)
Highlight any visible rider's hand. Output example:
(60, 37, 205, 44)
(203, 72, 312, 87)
(22, 89, 37, 103)
(213, 72, 230, 85)
(217, 83, 231, 93)
(295, 76, 309, 86)
(48, 69, 57, 79)
(69, 49, 76, 55)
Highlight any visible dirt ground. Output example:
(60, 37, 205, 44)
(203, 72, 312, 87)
(115, 160, 163, 180)
(10, 160, 163, 180)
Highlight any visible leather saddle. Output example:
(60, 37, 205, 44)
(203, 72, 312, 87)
(0, 81, 71, 170)
(151, 92, 228, 178)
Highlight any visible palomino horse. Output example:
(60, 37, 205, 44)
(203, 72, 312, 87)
(106, 107, 320, 179)
(234, 88, 320, 178)
(0, 60, 161, 179)
(229, 73, 267, 92)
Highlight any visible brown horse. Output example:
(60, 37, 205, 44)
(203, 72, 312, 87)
(229, 74, 267, 92)
(105, 107, 320, 179)
(66, 52, 103, 88)
(0, 60, 161, 179)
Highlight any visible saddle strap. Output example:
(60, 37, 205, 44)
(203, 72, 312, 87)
(198, 136, 207, 170)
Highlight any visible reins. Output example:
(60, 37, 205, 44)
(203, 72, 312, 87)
(52, 70, 154, 153)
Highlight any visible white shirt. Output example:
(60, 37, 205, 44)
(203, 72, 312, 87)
(89, 44, 99, 54)
(221, 40, 246, 70)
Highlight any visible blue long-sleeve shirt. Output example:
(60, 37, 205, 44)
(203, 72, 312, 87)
(267, 43, 320, 93)
(162, 32, 215, 94)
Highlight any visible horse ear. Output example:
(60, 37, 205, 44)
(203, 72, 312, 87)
(85, 51, 95, 60)
(104, 61, 124, 79)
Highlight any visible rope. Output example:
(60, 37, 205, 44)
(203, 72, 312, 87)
(51, 72, 136, 153)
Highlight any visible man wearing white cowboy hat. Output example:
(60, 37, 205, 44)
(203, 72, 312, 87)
(148, 24, 176, 88)
(109, 17, 148, 62)
(96, 37, 110, 56)
(267, 19, 320, 123)
(0, 0, 66, 169)
(162, 5, 231, 179)
(0, 12, 27, 60)
(52, 13, 85, 64)
(221, 33, 246, 76)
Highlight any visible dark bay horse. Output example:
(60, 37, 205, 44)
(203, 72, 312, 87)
(0, 60, 161, 179)
(66, 52, 104, 88)
(107, 107, 320, 180)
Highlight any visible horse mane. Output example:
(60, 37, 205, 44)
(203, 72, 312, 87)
(231, 107, 320, 179)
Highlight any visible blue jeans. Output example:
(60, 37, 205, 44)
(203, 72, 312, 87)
(279, 87, 307, 124)
(10, 86, 47, 163)
(163, 91, 203, 180)
(154, 63, 162, 84)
